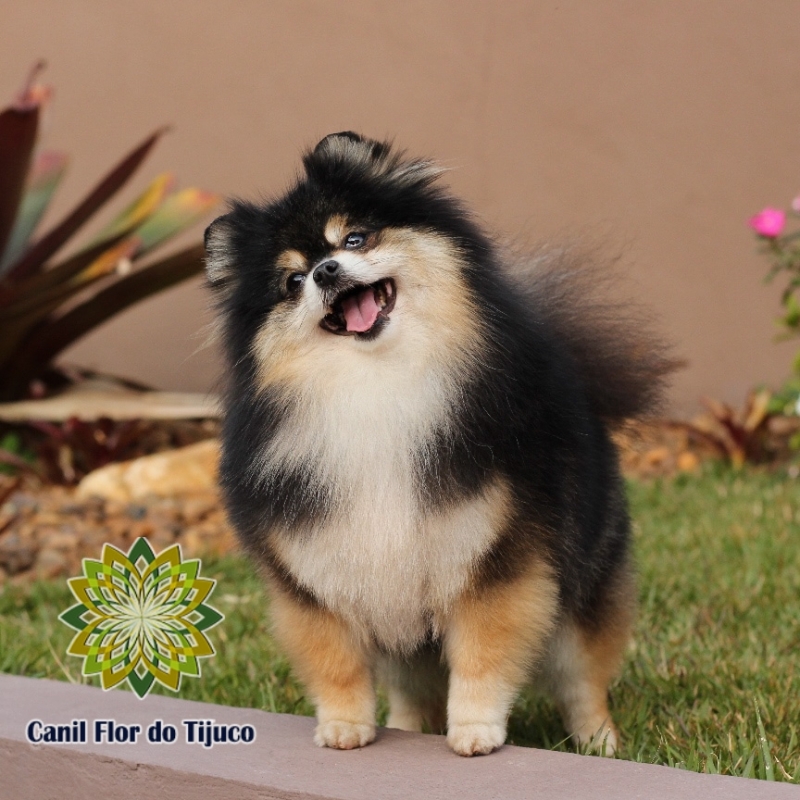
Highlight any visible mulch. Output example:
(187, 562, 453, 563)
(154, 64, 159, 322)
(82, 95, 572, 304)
(0, 476, 235, 587)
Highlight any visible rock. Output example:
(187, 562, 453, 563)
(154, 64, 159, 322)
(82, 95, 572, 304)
(76, 439, 220, 502)
(0, 532, 38, 575)
(180, 494, 218, 523)
(35, 529, 78, 553)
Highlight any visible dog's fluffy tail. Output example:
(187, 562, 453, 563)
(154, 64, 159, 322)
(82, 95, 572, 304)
(507, 244, 679, 423)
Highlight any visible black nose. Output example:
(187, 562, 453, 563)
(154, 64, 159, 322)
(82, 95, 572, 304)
(313, 259, 340, 286)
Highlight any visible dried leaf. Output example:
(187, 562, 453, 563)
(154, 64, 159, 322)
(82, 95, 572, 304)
(743, 389, 772, 433)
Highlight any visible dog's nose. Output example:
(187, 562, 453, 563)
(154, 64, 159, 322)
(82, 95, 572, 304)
(313, 259, 340, 286)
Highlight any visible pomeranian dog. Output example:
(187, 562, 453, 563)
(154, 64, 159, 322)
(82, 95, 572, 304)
(205, 132, 671, 757)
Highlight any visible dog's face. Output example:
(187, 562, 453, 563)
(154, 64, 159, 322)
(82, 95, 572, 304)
(206, 133, 487, 393)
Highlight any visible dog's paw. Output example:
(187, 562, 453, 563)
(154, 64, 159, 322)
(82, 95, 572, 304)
(447, 722, 505, 756)
(314, 720, 376, 750)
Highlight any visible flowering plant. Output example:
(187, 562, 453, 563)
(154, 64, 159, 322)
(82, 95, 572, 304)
(750, 196, 800, 367)
(749, 196, 800, 417)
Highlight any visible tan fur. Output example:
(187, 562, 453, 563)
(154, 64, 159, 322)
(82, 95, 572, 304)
(542, 564, 635, 756)
(445, 559, 559, 756)
(324, 215, 349, 247)
(268, 580, 376, 749)
(276, 248, 307, 274)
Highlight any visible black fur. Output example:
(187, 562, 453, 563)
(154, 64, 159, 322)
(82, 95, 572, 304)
(207, 133, 672, 631)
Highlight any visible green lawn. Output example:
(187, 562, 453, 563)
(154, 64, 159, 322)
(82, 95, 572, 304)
(2, 466, 798, 782)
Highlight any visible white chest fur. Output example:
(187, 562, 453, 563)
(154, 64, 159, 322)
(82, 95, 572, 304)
(259, 341, 507, 652)
(273, 473, 509, 651)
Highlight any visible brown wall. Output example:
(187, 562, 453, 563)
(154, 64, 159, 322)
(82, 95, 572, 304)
(3, 1, 800, 415)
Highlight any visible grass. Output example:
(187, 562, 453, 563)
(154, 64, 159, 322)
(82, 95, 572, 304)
(1, 464, 798, 782)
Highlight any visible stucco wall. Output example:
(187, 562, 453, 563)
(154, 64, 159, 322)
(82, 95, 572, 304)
(3, 1, 800, 415)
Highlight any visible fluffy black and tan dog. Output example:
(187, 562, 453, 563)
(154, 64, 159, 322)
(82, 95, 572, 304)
(205, 132, 671, 757)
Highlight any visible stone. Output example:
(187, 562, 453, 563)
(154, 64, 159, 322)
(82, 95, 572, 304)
(76, 439, 220, 502)
(0, 532, 38, 575)
(180, 494, 217, 523)
(33, 529, 78, 556)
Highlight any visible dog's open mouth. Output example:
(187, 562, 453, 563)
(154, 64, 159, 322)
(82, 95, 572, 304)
(320, 278, 396, 339)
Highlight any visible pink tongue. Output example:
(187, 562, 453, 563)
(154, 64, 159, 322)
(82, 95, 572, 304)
(341, 288, 380, 332)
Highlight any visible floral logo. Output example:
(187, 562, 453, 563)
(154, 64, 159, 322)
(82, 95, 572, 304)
(59, 538, 223, 699)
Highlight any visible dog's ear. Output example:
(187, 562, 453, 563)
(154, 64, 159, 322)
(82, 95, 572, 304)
(313, 131, 389, 161)
(314, 131, 363, 152)
(204, 215, 236, 292)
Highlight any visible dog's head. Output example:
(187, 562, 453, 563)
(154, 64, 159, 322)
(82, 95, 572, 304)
(205, 133, 488, 392)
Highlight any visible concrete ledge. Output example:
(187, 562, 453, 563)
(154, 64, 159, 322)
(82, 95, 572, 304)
(0, 674, 795, 799)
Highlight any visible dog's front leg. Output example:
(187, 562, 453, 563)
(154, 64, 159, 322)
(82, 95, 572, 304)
(269, 583, 376, 749)
(444, 560, 559, 756)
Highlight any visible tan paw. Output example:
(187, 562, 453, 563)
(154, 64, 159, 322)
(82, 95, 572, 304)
(314, 720, 376, 750)
(447, 722, 505, 756)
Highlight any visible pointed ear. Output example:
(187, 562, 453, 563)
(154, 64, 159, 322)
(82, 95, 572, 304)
(313, 131, 363, 153)
(204, 215, 235, 290)
(313, 131, 389, 161)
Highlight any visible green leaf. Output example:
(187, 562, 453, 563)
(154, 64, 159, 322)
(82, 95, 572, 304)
(133, 188, 220, 256)
(0, 230, 131, 311)
(0, 150, 68, 272)
(0, 238, 138, 323)
(0, 244, 204, 395)
(780, 293, 800, 330)
(4, 126, 168, 282)
(755, 701, 775, 781)
(88, 171, 175, 245)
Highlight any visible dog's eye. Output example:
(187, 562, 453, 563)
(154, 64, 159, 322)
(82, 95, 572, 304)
(344, 232, 366, 249)
(286, 272, 306, 295)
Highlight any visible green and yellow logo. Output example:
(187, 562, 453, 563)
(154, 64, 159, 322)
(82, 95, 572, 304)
(59, 538, 223, 699)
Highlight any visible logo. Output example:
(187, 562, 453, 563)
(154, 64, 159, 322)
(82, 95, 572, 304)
(59, 538, 223, 699)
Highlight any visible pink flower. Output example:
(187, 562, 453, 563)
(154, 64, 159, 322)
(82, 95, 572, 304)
(748, 207, 786, 238)
(791, 195, 800, 213)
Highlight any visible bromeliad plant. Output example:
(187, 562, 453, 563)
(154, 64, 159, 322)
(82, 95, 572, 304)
(0, 63, 219, 402)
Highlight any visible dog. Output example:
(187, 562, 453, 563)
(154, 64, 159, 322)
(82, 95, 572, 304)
(204, 132, 671, 757)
